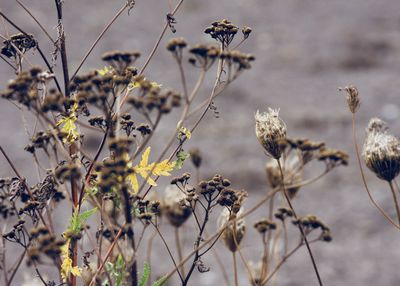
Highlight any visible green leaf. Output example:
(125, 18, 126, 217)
(174, 150, 190, 170)
(114, 254, 125, 286)
(152, 276, 168, 286)
(67, 207, 98, 235)
(79, 207, 98, 221)
(138, 262, 151, 286)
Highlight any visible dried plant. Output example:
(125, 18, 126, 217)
(0, 2, 381, 286)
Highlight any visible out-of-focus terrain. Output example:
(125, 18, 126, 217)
(1, 0, 400, 285)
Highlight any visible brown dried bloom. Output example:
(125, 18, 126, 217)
(362, 118, 400, 181)
(255, 108, 287, 159)
(266, 159, 302, 198)
(339, 85, 360, 114)
(163, 185, 191, 227)
(217, 208, 246, 252)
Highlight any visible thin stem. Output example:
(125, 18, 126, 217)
(261, 243, 302, 285)
(277, 159, 323, 286)
(139, 0, 185, 74)
(54, 0, 70, 97)
(389, 180, 400, 224)
(351, 113, 400, 230)
(175, 227, 186, 277)
(15, 0, 55, 44)
(88, 224, 125, 286)
(233, 252, 238, 286)
(70, 2, 129, 81)
(151, 222, 184, 282)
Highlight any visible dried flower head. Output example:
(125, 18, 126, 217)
(217, 208, 246, 252)
(163, 185, 192, 227)
(266, 159, 302, 198)
(362, 118, 400, 181)
(339, 85, 360, 114)
(255, 108, 287, 159)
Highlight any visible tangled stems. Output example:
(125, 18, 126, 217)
(351, 113, 400, 230)
(276, 159, 324, 286)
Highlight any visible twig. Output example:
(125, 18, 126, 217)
(139, 0, 185, 74)
(277, 160, 323, 286)
(389, 180, 400, 224)
(70, 3, 130, 81)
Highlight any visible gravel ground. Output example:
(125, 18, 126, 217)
(1, 1, 400, 285)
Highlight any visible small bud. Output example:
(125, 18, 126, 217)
(339, 85, 360, 114)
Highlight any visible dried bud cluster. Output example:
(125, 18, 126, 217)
(136, 199, 161, 221)
(127, 78, 181, 114)
(255, 108, 287, 159)
(55, 162, 81, 183)
(363, 118, 400, 181)
(1, 33, 37, 58)
(292, 215, 332, 242)
(27, 226, 65, 266)
(274, 207, 294, 221)
(254, 219, 277, 234)
(1, 67, 45, 108)
(101, 50, 140, 74)
(205, 19, 239, 46)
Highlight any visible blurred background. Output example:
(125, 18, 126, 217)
(1, 0, 400, 285)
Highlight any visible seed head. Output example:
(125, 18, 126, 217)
(217, 208, 246, 252)
(255, 108, 287, 159)
(363, 118, 400, 181)
(339, 85, 360, 114)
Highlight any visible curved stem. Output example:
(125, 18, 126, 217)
(389, 180, 400, 224)
(351, 114, 400, 230)
(277, 159, 323, 286)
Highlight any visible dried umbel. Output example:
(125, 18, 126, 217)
(255, 108, 287, 159)
(362, 118, 400, 182)
(339, 85, 360, 114)
(218, 208, 246, 252)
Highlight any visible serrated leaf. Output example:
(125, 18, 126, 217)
(67, 207, 97, 235)
(138, 262, 151, 286)
(152, 276, 168, 286)
(79, 207, 98, 221)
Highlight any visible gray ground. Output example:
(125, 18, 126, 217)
(1, 0, 400, 285)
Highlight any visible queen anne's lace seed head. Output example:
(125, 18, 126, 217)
(255, 108, 287, 159)
(362, 118, 400, 182)
(217, 208, 246, 253)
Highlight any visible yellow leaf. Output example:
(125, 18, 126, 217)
(60, 239, 82, 282)
(127, 172, 139, 194)
(139, 147, 151, 167)
(126, 147, 175, 193)
(57, 103, 79, 144)
(71, 266, 82, 277)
